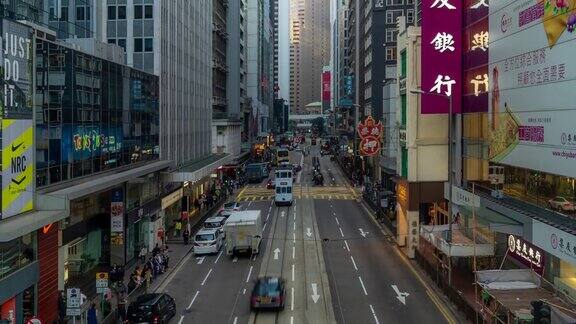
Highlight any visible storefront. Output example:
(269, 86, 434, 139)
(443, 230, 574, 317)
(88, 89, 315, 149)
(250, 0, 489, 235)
(161, 187, 184, 241)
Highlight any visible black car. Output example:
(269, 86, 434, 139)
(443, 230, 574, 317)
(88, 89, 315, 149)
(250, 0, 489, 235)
(251, 276, 286, 311)
(127, 293, 176, 324)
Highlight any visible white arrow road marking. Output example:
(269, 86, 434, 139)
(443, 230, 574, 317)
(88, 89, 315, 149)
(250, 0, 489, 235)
(306, 227, 312, 237)
(232, 256, 238, 263)
(196, 257, 205, 265)
(281, 210, 286, 218)
(246, 266, 253, 283)
(369, 304, 380, 324)
(359, 228, 369, 237)
(358, 276, 368, 295)
(391, 285, 410, 305)
(201, 269, 212, 286)
(311, 283, 321, 303)
(186, 291, 200, 310)
(273, 248, 281, 260)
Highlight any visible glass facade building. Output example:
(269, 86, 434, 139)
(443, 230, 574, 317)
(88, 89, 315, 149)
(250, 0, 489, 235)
(35, 38, 160, 187)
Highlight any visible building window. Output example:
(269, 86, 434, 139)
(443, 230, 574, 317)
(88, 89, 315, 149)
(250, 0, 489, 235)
(118, 39, 126, 51)
(386, 9, 404, 24)
(387, 0, 404, 5)
(407, 9, 415, 23)
(144, 38, 153, 52)
(407, 0, 415, 4)
(60, 7, 68, 21)
(76, 6, 85, 20)
(385, 28, 397, 43)
(108, 38, 116, 45)
(107, 6, 116, 20)
(117, 5, 126, 19)
(134, 5, 143, 19)
(144, 5, 153, 19)
(135, 38, 143, 52)
(386, 47, 397, 61)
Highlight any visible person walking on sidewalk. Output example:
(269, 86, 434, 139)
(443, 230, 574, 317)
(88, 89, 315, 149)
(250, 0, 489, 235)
(87, 303, 98, 324)
(182, 228, 190, 245)
(139, 245, 147, 264)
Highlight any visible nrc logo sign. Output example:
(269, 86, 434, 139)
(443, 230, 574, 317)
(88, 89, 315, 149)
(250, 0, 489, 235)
(11, 156, 27, 173)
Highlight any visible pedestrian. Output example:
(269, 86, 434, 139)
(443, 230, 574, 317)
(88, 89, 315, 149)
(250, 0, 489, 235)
(118, 296, 127, 323)
(144, 266, 152, 289)
(139, 245, 147, 264)
(183, 228, 190, 245)
(87, 303, 98, 324)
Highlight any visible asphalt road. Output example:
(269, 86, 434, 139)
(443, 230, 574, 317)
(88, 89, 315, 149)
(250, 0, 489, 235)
(158, 138, 454, 324)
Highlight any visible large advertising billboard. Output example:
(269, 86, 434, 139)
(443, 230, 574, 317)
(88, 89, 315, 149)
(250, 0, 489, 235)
(488, 0, 576, 178)
(421, 0, 462, 114)
(1, 20, 34, 219)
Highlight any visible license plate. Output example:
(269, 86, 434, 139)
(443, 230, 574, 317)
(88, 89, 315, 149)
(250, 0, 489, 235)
(261, 297, 271, 303)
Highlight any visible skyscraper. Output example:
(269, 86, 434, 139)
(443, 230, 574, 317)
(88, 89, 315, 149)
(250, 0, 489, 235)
(290, 0, 330, 114)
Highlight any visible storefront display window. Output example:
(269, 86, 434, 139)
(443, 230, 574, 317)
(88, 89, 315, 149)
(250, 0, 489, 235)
(64, 230, 103, 283)
(0, 233, 37, 280)
(21, 286, 36, 321)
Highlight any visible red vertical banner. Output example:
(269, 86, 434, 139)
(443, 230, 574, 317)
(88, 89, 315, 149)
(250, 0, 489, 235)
(322, 71, 331, 102)
(421, 0, 463, 114)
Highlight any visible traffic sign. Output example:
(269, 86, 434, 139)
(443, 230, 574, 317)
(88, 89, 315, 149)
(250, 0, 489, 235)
(66, 288, 81, 308)
(66, 308, 81, 316)
(25, 316, 42, 324)
(96, 272, 109, 294)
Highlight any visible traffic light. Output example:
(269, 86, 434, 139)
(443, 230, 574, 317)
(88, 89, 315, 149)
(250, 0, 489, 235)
(530, 300, 551, 324)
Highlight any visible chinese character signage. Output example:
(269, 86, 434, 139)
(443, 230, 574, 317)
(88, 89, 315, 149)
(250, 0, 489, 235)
(422, 0, 462, 113)
(488, 0, 576, 178)
(1, 20, 35, 219)
(533, 220, 576, 266)
(508, 234, 544, 275)
(110, 189, 124, 246)
(357, 116, 383, 156)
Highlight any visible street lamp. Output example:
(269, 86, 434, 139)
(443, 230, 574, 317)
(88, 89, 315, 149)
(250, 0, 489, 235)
(409, 89, 454, 243)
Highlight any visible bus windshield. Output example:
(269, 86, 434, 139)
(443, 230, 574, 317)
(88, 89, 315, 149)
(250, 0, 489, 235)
(277, 150, 288, 157)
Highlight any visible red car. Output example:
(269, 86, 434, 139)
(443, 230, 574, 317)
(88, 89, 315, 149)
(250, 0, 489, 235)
(267, 179, 275, 189)
(251, 277, 286, 311)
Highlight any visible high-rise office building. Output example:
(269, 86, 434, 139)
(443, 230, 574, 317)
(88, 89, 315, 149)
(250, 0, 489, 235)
(271, 0, 289, 133)
(289, 0, 330, 114)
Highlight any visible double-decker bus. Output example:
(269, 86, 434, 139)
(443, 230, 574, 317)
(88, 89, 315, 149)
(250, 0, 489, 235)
(275, 147, 289, 166)
(274, 168, 293, 206)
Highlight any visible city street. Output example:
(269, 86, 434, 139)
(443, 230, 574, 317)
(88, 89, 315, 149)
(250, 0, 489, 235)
(157, 143, 454, 324)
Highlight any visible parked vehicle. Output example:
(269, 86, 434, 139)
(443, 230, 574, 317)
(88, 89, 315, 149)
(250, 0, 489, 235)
(548, 196, 575, 211)
(224, 210, 262, 256)
(127, 293, 176, 324)
(250, 277, 286, 311)
(193, 228, 223, 255)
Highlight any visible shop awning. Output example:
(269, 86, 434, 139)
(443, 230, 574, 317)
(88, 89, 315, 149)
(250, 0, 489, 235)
(163, 154, 232, 183)
(459, 204, 524, 236)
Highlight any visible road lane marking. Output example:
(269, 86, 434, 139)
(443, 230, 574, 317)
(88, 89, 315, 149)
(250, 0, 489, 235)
(291, 287, 295, 311)
(196, 257, 205, 265)
(233, 317, 238, 324)
(232, 256, 238, 263)
(369, 304, 380, 324)
(266, 213, 270, 221)
(248, 200, 253, 206)
(178, 315, 185, 324)
(243, 288, 246, 294)
(293, 221, 296, 231)
(358, 276, 368, 295)
(292, 246, 295, 259)
(350, 256, 358, 271)
(293, 232, 296, 243)
(246, 266, 253, 283)
(344, 240, 350, 252)
(339, 227, 344, 238)
(292, 264, 295, 281)
(290, 316, 294, 324)
(252, 254, 257, 261)
(334, 217, 340, 225)
(263, 222, 267, 231)
(214, 251, 223, 264)
(186, 290, 200, 310)
(201, 269, 213, 286)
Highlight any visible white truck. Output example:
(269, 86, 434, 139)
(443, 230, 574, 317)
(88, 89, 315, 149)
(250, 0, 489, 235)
(224, 210, 262, 256)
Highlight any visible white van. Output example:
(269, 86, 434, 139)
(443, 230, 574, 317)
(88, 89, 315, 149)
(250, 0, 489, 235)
(203, 216, 227, 237)
(193, 228, 223, 255)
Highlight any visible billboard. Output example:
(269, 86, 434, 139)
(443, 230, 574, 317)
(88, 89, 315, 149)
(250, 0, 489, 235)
(357, 116, 383, 156)
(421, 0, 462, 114)
(322, 71, 331, 102)
(1, 20, 34, 219)
(488, 0, 576, 178)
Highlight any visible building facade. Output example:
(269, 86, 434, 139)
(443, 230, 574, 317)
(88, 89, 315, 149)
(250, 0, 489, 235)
(289, 0, 330, 114)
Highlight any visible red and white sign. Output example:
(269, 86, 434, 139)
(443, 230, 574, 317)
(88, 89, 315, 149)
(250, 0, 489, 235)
(322, 71, 331, 102)
(25, 316, 42, 324)
(357, 116, 383, 156)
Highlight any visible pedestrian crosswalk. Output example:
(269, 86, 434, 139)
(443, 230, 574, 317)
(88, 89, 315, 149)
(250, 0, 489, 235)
(236, 185, 360, 202)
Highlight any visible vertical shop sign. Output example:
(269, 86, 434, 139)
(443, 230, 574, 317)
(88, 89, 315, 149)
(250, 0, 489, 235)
(422, 0, 462, 113)
(357, 115, 383, 156)
(1, 20, 34, 219)
(110, 189, 124, 245)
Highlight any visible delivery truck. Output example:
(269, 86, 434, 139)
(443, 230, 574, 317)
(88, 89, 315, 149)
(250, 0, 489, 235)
(224, 210, 262, 256)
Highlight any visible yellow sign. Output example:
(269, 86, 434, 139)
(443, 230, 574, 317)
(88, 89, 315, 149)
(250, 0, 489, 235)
(2, 119, 34, 218)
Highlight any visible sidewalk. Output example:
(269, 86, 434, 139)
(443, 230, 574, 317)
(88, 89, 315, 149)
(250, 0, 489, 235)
(93, 195, 231, 324)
